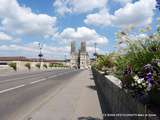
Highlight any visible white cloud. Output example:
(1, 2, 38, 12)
(0, 0, 57, 37)
(59, 27, 108, 45)
(53, 0, 107, 15)
(0, 42, 69, 59)
(87, 46, 106, 54)
(113, 0, 132, 5)
(0, 32, 12, 40)
(113, 0, 156, 27)
(85, 0, 156, 27)
(84, 9, 114, 26)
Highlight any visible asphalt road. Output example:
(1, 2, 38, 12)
(0, 69, 81, 120)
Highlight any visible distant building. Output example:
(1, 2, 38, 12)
(70, 41, 90, 69)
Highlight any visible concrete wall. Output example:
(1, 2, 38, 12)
(92, 68, 159, 120)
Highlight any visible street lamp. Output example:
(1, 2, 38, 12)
(38, 43, 43, 69)
(93, 42, 97, 59)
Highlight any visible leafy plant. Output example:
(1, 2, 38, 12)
(35, 63, 41, 69)
(43, 64, 47, 69)
(95, 53, 114, 72)
(25, 63, 31, 70)
(49, 63, 64, 68)
(49, 63, 52, 68)
(8, 62, 17, 71)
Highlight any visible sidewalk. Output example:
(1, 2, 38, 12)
(24, 70, 102, 120)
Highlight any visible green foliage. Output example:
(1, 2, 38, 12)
(25, 63, 31, 70)
(35, 63, 41, 69)
(43, 64, 48, 69)
(49, 63, 53, 68)
(157, 25, 160, 34)
(93, 18, 160, 105)
(49, 63, 64, 68)
(94, 53, 114, 73)
(115, 39, 160, 78)
(8, 62, 17, 71)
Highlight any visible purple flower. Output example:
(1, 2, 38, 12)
(146, 72, 153, 83)
(156, 0, 160, 10)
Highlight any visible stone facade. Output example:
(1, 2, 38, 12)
(70, 41, 90, 69)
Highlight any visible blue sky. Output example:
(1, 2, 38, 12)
(0, 0, 159, 59)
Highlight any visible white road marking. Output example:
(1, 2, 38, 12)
(0, 70, 72, 84)
(30, 78, 46, 85)
(0, 75, 42, 84)
(47, 70, 75, 79)
(0, 70, 77, 94)
(0, 84, 26, 94)
(30, 70, 76, 84)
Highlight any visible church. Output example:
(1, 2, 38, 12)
(70, 41, 90, 69)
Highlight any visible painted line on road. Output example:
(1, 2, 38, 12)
(0, 84, 26, 94)
(47, 70, 76, 79)
(30, 78, 46, 85)
(0, 70, 64, 84)
(29, 70, 78, 85)
(0, 70, 78, 94)
(0, 74, 44, 84)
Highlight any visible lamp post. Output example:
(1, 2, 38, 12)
(93, 42, 97, 60)
(38, 43, 43, 69)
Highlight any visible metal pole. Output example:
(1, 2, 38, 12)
(94, 42, 97, 60)
(38, 43, 43, 69)
(65, 54, 67, 67)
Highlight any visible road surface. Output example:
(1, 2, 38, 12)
(0, 69, 81, 120)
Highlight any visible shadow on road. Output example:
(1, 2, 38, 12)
(90, 75, 109, 120)
(90, 77, 94, 80)
(78, 116, 102, 120)
(87, 85, 97, 91)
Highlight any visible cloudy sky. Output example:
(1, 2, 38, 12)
(0, 0, 159, 59)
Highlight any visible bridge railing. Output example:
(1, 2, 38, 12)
(92, 68, 159, 120)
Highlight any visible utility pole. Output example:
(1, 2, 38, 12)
(38, 43, 43, 69)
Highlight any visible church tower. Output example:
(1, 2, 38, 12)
(79, 41, 90, 69)
(71, 41, 76, 53)
(70, 41, 78, 68)
(80, 41, 86, 52)
(70, 41, 90, 69)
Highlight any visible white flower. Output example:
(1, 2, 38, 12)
(158, 62, 160, 67)
(147, 83, 152, 91)
(138, 84, 142, 88)
(133, 75, 139, 81)
(137, 78, 144, 84)
(142, 82, 146, 87)
(134, 82, 138, 86)
(131, 83, 135, 86)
